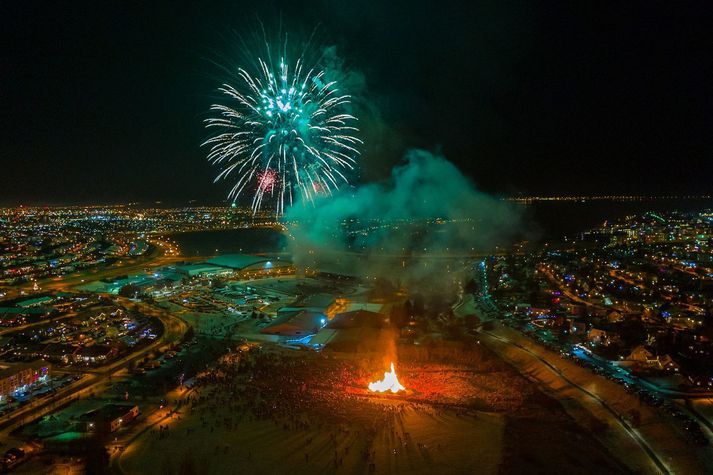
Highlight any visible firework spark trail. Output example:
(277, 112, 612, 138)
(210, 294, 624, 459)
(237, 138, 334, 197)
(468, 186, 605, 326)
(203, 47, 362, 215)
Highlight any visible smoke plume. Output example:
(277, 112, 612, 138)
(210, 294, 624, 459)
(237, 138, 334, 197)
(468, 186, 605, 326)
(283, 149, 522, 287)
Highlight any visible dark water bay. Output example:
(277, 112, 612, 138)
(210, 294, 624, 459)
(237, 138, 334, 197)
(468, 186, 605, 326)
(171, 228, 287, 257)
(170, 199, 713, 256)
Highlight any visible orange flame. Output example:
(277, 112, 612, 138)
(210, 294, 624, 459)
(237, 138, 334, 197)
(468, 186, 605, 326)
(368, 362, 405, 393)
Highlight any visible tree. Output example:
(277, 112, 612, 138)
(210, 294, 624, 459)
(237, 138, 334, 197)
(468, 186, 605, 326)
(700, 311, 713, 341)
(404, 300, 414, 318)
(655, 328, 675, 355)
(618, 317, 646, 348)
(464, 314, 480, 329)
(464, 278, 478, 294)
(444, 320, 466, 340)
(118, 283, 141, 298)
(83, 433, 109, 475)
(371, 278, 396, 300)
(413, 294, 425, 318)
(390, 303, 409, 329)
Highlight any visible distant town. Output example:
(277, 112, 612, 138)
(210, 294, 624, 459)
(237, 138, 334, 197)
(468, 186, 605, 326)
(472, 209, 713, 448)
(0, 204, 713, 473)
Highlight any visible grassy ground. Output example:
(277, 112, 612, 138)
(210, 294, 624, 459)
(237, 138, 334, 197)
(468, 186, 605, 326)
(121, 405, 504, 475)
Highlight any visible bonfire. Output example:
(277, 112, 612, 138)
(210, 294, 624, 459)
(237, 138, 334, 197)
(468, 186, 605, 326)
(368, 362, 406, 393)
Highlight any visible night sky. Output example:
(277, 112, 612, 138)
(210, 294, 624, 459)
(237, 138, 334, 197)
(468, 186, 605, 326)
(2, 1, 712, 205)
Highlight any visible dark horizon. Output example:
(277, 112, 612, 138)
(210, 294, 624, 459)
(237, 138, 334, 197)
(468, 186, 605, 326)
(2, 194, 713, 209)
(2, 1, 712, 205)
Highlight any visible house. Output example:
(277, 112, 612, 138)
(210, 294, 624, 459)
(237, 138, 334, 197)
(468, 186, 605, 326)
(260, 310, 325, 338)
(587, 327, 614, 345)
(40, 343, 74, 364)
(563, 302, 586, 317)
(627, 345, 679, 371)
(80, 404, 139, 433)
(606, 310, 624, 323)
(73, 345, 118, 364)
(628, 345, 653, 362)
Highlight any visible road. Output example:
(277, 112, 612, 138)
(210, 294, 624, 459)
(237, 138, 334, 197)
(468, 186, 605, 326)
(0, 299, 187, 443)
(571, 344, 713, 399)
(0, 310, 80, 337)
(477, 321, 711, 474)
(109, 385, 195, 475)
(0, 242, 194, 302)
(538, 266, 626, 313)
(463, 262, 703, 473)
(478, 325, 669, 474)
(0, 241, 195, 458)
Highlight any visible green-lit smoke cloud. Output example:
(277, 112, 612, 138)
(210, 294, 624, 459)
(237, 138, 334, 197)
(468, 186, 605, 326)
(284, 149, 522, 285)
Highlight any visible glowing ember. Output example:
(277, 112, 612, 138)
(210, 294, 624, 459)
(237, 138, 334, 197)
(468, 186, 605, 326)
(368, 362, 406, 393)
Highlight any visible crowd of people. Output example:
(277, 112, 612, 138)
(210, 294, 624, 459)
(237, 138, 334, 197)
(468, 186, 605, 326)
(143, 345, 470, 472)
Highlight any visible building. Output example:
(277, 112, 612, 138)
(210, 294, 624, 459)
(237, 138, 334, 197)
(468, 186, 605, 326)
(73, 345, 118, 364)
(0, 361, 50, 399)
(80, 403, 139, 433)
(173, 263, 230, 278)
(587, 327, 614, 345)
(206, 254, 291, 272)
(626, 346, 680, 371)
(260, 310, 326, 339)
(311, 310, 393, 353)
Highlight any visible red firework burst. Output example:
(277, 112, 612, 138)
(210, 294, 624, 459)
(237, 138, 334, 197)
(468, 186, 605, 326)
(257, 169, 277, 193)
